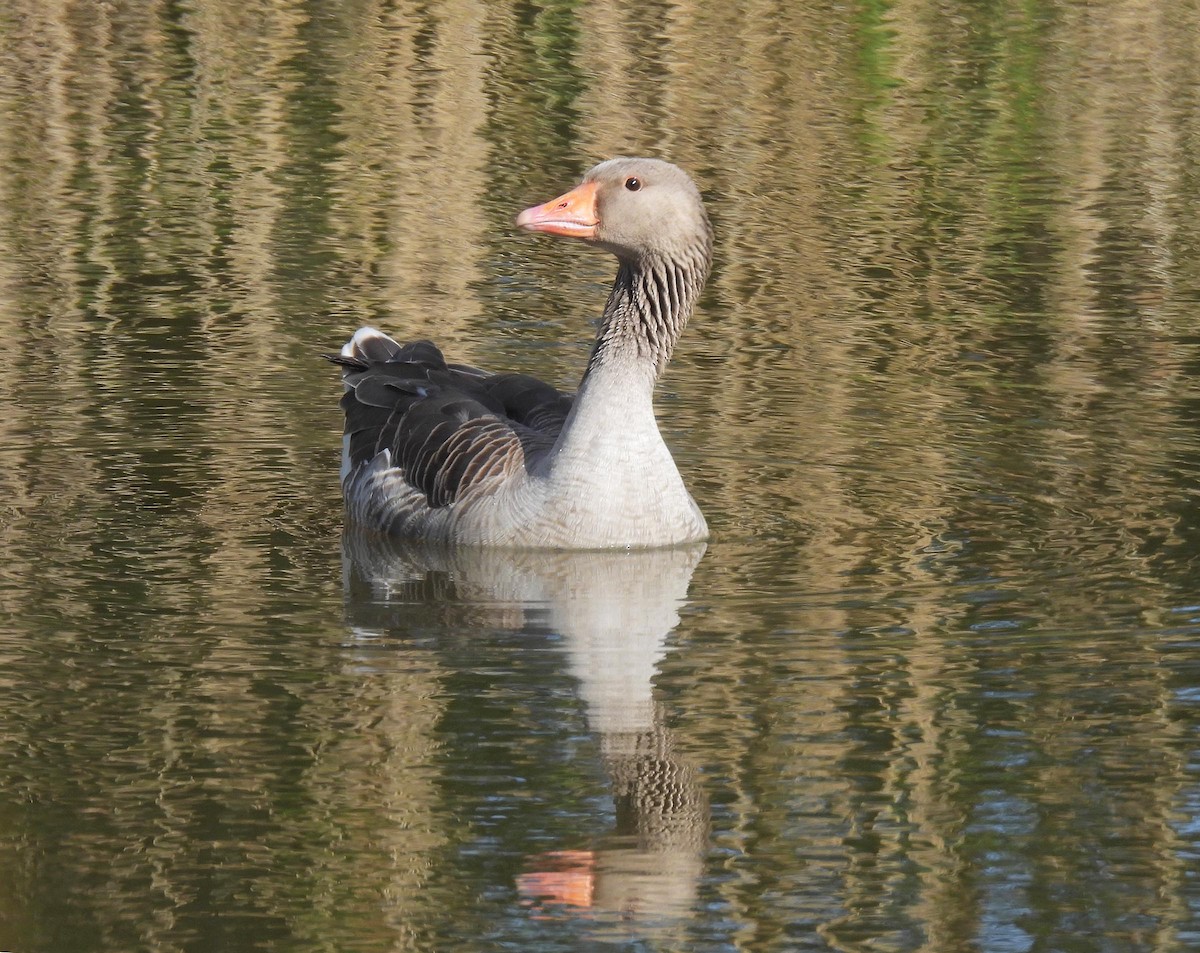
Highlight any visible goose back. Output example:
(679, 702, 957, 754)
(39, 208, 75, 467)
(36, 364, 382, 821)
(331, 328, 573, 531)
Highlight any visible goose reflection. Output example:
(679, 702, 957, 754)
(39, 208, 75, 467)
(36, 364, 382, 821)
(342, 530, 709, 923)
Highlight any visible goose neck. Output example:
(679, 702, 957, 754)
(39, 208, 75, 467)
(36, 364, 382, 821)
(586, 250, 709, 381)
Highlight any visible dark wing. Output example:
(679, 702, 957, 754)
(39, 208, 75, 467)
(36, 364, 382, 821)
(481, 373, 575, 436)
(327, 330, 574, 508)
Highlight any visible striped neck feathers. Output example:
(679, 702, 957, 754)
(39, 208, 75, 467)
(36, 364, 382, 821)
(588, 246, 711, 380)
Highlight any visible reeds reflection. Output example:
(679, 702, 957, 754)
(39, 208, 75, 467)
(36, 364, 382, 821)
(0, 0, 1199, 949)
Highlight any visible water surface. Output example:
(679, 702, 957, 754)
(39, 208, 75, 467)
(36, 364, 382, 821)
(2, 0, 1200, 950)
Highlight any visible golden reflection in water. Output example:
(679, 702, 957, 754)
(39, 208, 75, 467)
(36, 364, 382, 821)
(0, 0, 1199, 948)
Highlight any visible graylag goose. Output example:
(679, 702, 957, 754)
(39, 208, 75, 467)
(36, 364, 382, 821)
(328, 157, 712, 548)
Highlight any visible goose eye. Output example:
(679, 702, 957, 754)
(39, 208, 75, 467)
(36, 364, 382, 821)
(624, 177, 641, 192)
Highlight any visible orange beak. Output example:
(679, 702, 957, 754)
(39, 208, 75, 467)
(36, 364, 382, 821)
(516, 181, 599, 239)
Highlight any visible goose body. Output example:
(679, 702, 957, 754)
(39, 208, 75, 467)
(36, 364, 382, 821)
(329, 158, 712, 549)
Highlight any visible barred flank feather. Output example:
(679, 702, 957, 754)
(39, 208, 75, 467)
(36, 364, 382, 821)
(328, 328, 572, 512)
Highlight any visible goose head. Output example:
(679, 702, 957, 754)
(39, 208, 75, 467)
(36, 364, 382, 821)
(517, 157, 711, 265)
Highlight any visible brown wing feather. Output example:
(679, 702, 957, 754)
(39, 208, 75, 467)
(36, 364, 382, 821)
(393, 396, 528, 507)
(329, 333, 573, 510)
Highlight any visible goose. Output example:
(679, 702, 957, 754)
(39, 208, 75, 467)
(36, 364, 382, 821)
(327, 157, 713, 548)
